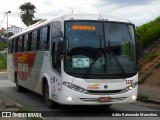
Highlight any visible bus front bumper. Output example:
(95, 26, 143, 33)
(58, 86, 138, 105)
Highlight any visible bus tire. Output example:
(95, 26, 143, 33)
(106, 104, 112, 107)
(15, 73, 23, 92)
(103, 104, 112, 108)
(97, 104, 112, 108)
(44, 83, 56, 108)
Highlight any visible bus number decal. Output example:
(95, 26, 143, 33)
(126, 80, 133, 84)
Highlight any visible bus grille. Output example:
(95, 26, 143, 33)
(87, 89, 123, 95)
(80, 97, 127, 102)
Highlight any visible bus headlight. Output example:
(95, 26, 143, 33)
(121, 82, 138, 93)
(63, 82, 88, 94)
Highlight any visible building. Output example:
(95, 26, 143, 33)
(0, 28, 6, 35)
(7, 25, 24, 35)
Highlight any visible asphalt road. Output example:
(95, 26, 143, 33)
(0, 76, 160, 119)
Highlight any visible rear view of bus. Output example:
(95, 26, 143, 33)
(60, 14, 138, 106)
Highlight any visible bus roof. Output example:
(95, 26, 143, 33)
(61, 14, 130, 23)
(9, 14, 131, 39)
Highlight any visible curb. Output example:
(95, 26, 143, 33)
(0, 72, 7, 75)
(15, 102, 24, 108)
(0, 90, 24, 110)
(138, 98, 160, 105)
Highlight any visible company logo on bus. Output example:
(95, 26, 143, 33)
(13, 53, 36, 80)
(104, 85, 108, 89)
(87, 84, 100, 90)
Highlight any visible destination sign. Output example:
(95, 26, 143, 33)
(72, 25, 96, 31)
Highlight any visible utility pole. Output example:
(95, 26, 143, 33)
(5, 11, 11, 38)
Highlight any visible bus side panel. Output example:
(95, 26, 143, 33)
(28, 51, 45, 92)
(7, 54, 14, 83)
(13, 52, 37, 89)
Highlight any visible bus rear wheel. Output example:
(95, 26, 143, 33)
(15, 73, 23, 92)
(44, 83, 57, 108)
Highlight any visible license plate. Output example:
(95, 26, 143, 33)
(99, 97, 112, 102)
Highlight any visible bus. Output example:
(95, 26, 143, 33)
(7, 14, 138, 108)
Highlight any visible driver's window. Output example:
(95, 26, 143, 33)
(39, 26, 50, 51)
(52, 21, 62, 73)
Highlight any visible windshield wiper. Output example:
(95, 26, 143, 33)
(83, 49, 103, 78)
(108, 40, 126, 77)
(83, 38, 103, 78)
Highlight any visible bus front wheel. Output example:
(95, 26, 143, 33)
(44, 83, 57, 108)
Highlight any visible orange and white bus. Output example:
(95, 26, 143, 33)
(7, 14, 138, 108)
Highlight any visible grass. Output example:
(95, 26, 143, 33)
(19, 106, 33, 112)
(0, 69, 7, 72)
(19, 106, 43, 120)
(139, 52, 159, 70)
(0, 55, 7, 69)
(0, 41, 7, 50)
(143, 52, 159, 63)
(137, 16, 160, 49)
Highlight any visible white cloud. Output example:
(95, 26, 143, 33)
(0, 0, 160, 29)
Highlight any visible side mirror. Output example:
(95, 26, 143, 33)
(57, 41, 64, 57)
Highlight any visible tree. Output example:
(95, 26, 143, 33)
(31, 19, 43, 25)
(4, 32, 14, 38)
(19, 2, 36, 27)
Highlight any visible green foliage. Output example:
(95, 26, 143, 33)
(0, 41, 7, 50)
(143, 52, 158, 64)
(20, 106, 43, 120)
(20, 106, 33, 112)
(0, 55, 7, 69)
(31, 19, 43, 25)
(19, 2, 36, 26)
(136, 16, 160, 49)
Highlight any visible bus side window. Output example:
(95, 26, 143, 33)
(24, 34, 28, 52)
(28, 33, 32, 51)
(13, 38, 18, 53)
(22, 35, 24, 52)
(39, 25, 50, 51)
(11, 39, 14, 53)
(11, 39, 13, 53)
(31, 30, 37, 51)
(52, 21, 62, 73)
(18, 36, 23, 52)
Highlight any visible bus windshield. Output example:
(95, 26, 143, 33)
(64, 21, 137, 78)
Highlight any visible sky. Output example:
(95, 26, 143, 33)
(0, 0, 160, 29)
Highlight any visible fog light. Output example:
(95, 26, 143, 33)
(132, 95, 137, 100)
(67, 97, 72, 101)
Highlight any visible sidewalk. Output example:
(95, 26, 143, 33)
(0, 89, 21, 111)
(0, 72, 22, 110)
(0, 72, 7, 80)
(138, 85, 160, 104)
